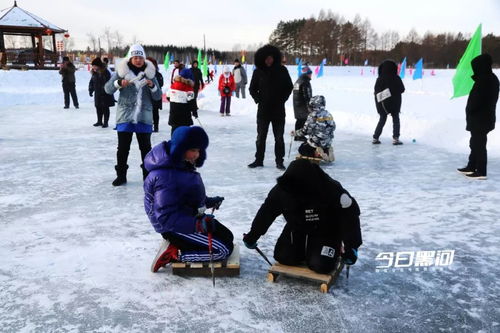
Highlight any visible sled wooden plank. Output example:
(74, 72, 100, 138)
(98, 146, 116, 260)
(171, 244, 240, 277)
(226, 243, 240, 269)
(172, 262, 186, 268)
(269, 263, 333, 284)
(268, 259, 344, 292)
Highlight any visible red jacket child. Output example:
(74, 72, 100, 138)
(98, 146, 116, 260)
(218, 71, 236, 97)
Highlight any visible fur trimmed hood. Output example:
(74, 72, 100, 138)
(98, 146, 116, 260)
(116, 59, 156, 79)
(173, 75, 195, 87)
(254, 44, 282, 70)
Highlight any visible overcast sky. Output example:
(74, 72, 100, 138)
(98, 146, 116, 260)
(4, 0, 500, 50)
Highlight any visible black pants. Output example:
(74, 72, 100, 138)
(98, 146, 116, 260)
(274, 224, 340, 274)
(62, 82, 79, 107)
(295, 118, 306, 131)
(96, 106, 110, 125)
(373, 111, 400, 139)
(255, 117, 285, 164)
(116, 132, 151, 171)
(467, 131, 488, 175)
(152, 106, 160, 128)
(161, 219, 234, 261)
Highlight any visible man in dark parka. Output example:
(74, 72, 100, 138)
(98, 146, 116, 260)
(458, 53, 499, 179)
(248, 44, 293, 170)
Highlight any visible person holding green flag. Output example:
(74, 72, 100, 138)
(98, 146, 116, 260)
(452, 24, 482, 98)
(457, 54, 499, 180)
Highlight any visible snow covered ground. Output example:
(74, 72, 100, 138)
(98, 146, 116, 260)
(1, 66, 499, 332)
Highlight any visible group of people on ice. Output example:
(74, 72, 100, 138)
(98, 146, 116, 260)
(137, 44, 362, 276)
(71, 40, 496, 277)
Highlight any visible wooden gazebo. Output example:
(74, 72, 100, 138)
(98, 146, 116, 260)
(0, 1, 67, 68)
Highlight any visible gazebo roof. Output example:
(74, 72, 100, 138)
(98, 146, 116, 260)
(0, 1, 65, 33)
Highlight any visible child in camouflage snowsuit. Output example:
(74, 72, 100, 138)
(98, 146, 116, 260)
(293, 95, 335, 161)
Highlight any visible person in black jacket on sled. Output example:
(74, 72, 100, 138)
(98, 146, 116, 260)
(243, 159, 362, 274)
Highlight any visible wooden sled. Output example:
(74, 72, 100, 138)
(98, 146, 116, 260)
(172, 244, 240, 277)
(267, 257, 344, 293)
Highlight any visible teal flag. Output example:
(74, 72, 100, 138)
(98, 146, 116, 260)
(317, 59, 325, 78)
(452, 24, 482, 98)
(413, 58, 423, 80)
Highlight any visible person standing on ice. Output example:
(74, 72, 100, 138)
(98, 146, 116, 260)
(144, 126, 234, 272)
(243, 159, 362, 274)
(233, 58, 248, 98)
(372, 59, 405, 145)
(170, 59, 181, 84)
(248, 44, 293, 170)
(89, 57, 115, 128)
(189, 60, 205, 112)
(146, 57, 164, 133)
(59, 56, 79, 109)
(104, 44, 162, 186)
(292, 65, 313, 142)
(292, 95, 335, 162)
(457, 53, 498, 180)
(218, 66, 236, 116)
(167, 68, 198, 135)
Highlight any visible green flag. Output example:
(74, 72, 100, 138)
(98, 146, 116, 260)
(197, 49, 202, 67)
(452, 24, 482, 98)
(163, 52, 170, 71)
(202, 53, 208, 78)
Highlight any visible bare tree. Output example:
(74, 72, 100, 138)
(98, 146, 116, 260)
(114, 31, 124, 50)
(103, 26, 114, 53)
(405, 28, 420, 43)
(87, 33, 97, 52)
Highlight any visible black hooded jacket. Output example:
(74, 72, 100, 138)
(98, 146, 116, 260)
(293, 73, 313, 119)
(89, 68, 115, 108)
(466, 54, 499, 132)
(245, 159, 362, 251)
(374, 60, 405, 115)
(249, 45, 293, 120)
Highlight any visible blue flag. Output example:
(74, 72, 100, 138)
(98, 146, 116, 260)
(364, 59, 368, 66)
(297, 58, 302, 77)
(413, 58, 423, 80)
(399, 57, 407, 79)
(317, 60, 324, 78)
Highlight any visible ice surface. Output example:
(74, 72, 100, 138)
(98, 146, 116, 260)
(0, 66, 499, 332)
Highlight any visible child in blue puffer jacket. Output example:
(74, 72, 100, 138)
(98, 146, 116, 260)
(143, 126, 234, 272)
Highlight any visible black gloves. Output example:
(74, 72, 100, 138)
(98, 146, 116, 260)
(342, 248, 358, 265)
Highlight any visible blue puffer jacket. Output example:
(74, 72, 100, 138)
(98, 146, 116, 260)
(143, 126, 211, 234)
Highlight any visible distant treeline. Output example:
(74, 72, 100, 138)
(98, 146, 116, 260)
(143, 45, 254, 66)
(268, 9, 500, 68)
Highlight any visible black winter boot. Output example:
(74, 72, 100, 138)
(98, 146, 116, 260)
(112, 165, 128, 186)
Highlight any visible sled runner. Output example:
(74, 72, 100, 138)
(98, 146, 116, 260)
(267, 257, 344, 293)
(172, 244, 240, 277)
